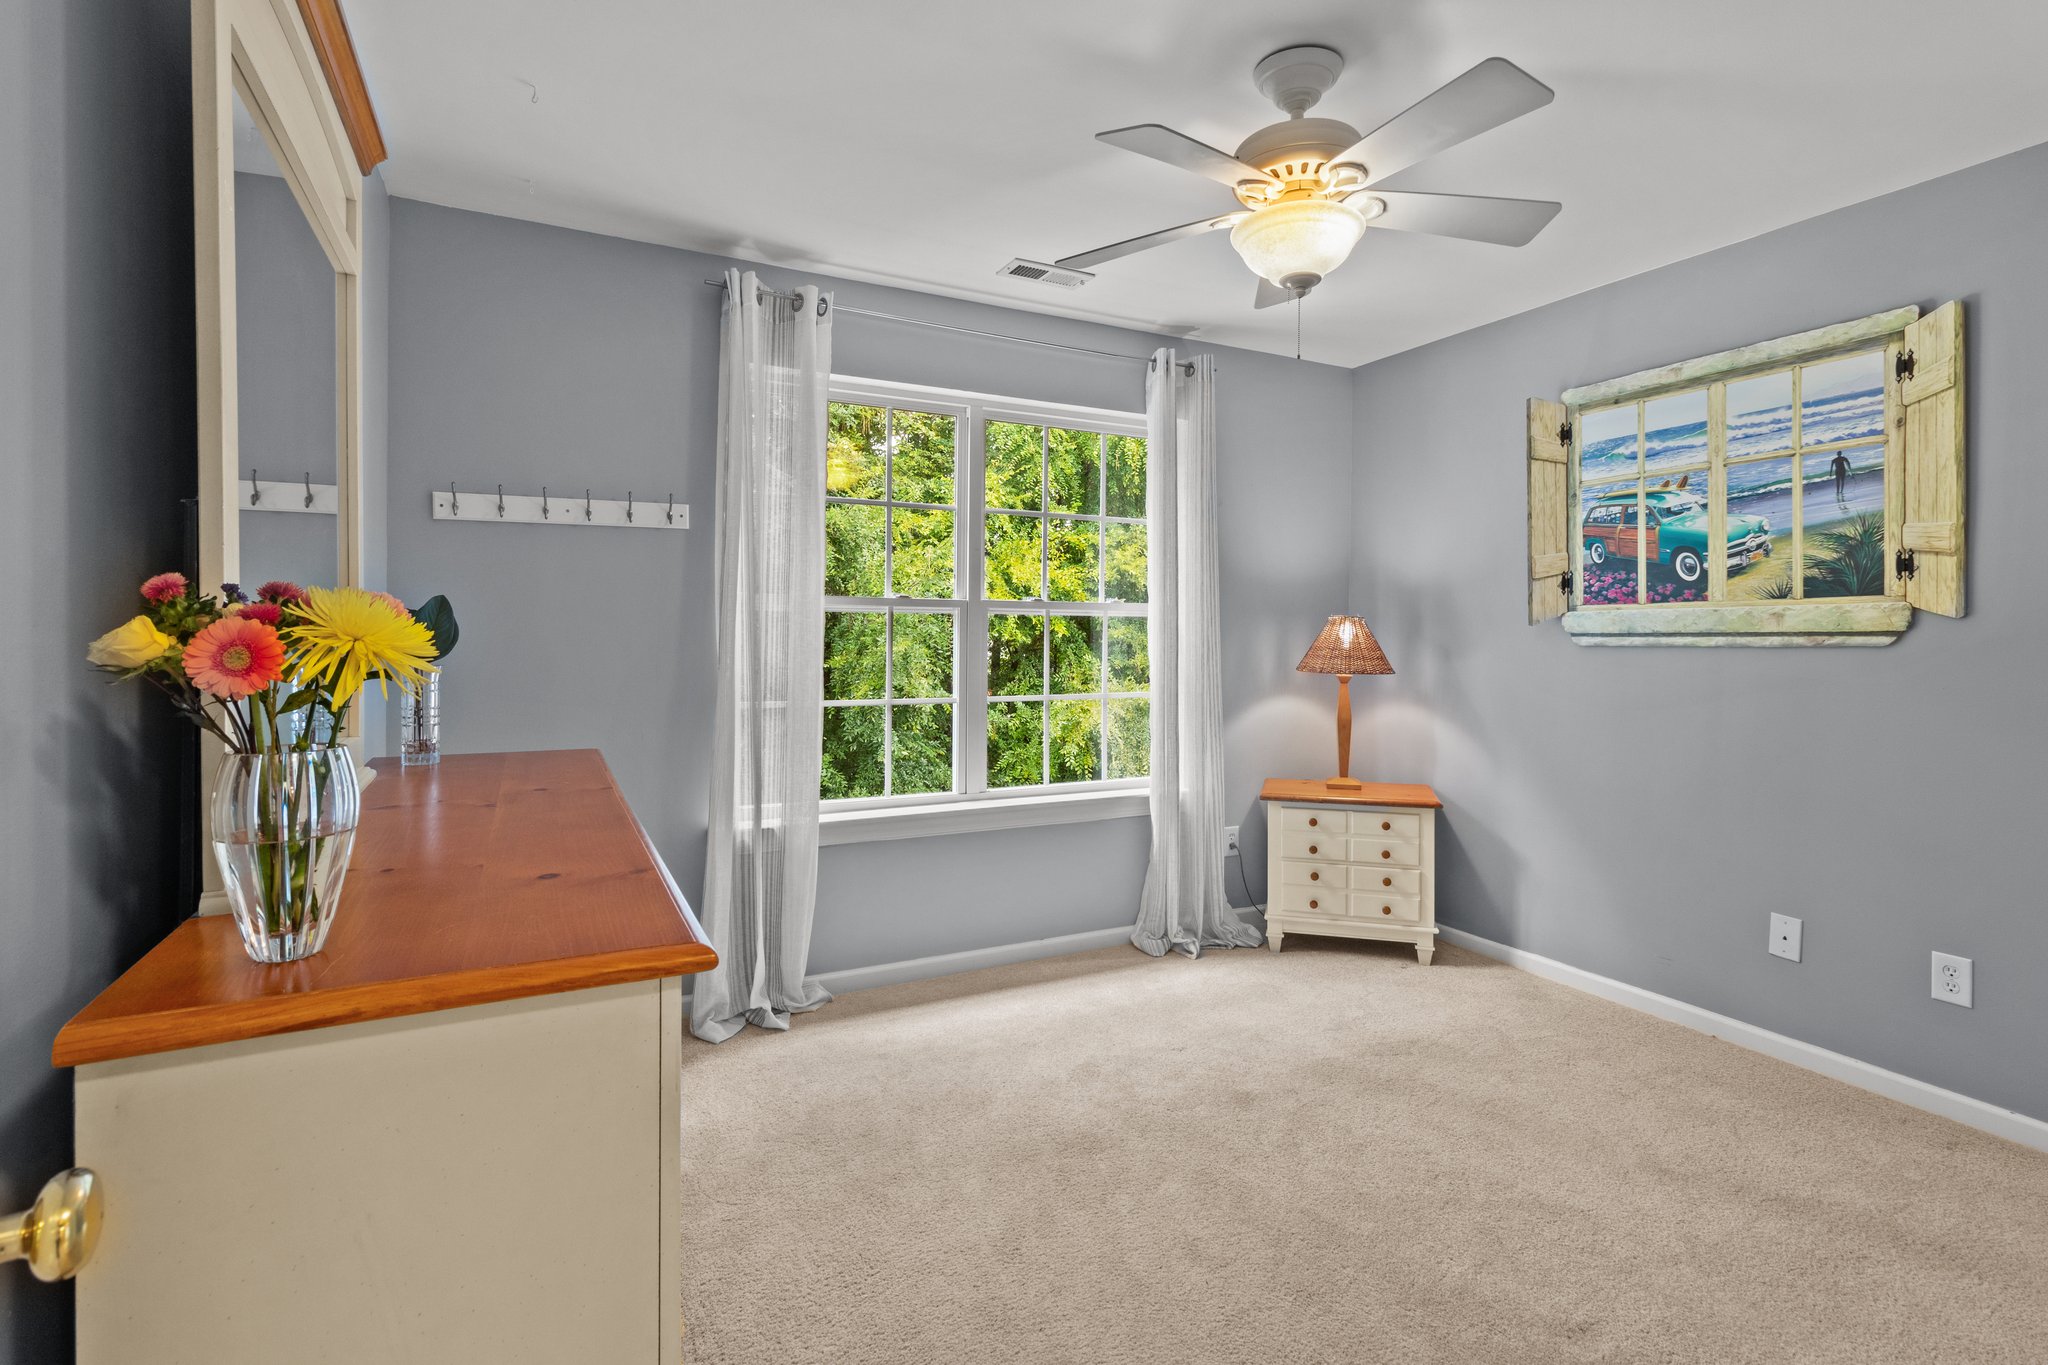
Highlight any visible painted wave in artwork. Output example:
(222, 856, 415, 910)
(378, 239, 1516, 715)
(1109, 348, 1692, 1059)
(1579, 386, 1885, 487)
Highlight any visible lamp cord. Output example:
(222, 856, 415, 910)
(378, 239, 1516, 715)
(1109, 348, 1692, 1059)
(1235, 845, 1266, 917)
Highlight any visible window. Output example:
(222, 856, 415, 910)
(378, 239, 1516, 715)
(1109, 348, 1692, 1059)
(1527, 302, 1965, 644)
(822, 379, 1149, 810)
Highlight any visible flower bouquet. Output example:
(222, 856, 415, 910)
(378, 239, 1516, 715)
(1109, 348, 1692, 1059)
(87, 574, 439, 963)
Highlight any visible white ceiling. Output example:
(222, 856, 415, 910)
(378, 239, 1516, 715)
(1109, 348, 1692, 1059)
(345, 0, 2048, 368)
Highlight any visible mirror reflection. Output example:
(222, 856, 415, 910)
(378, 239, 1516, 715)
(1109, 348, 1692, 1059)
(232, 85, 337, 598)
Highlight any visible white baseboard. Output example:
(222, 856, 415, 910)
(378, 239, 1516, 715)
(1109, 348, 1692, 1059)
(1438, 926, 2048, 1154)
(808, 925, 1135, 998)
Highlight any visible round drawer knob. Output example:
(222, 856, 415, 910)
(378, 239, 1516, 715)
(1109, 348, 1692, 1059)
(1381, 820, 1391, 831)
(1381, 850, 1392, 860)
(1308, 899, 1319, 910)
(1382, 877, 1392, 887)
(1308, 817, 1318, 827)
(1381, 906, 1392, 915)
(1310, 871, 1319, 881)
(1308, 844, 1317, 855)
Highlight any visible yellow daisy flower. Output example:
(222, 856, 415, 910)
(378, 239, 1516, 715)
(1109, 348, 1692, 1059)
(284, 586, 438, 707)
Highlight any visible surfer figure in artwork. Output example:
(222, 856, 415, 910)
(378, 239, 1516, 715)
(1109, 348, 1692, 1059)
(1831, 451, 1852, 510)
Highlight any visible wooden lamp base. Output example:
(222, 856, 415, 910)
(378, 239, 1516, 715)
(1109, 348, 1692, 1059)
(1326, 674, 1362, 790)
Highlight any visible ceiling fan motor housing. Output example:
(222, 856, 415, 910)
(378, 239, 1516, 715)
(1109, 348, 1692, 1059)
(1252, 45, 1345, 117)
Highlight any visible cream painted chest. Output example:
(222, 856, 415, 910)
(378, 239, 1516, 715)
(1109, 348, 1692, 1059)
(1260, 779, 1442, 964)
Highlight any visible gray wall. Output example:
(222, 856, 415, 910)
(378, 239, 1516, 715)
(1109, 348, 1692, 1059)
(383, 199, 1352, 974)
(1349, 141, 2048, 1122)
(0, 1, 194, 1359)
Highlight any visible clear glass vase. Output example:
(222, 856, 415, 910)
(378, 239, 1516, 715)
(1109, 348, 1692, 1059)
(210, 747, 361, 963)
(400, 672, 440, 767)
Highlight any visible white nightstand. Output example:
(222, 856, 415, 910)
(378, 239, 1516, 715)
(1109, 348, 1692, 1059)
(1259, 779, 1442, 964)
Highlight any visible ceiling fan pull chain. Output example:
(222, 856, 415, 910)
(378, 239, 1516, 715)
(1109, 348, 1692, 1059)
(1295, 294, 1302, 361)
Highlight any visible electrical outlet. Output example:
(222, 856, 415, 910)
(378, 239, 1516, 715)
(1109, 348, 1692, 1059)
(1224, 825, 1240, 855)
(1768, 912, 1802, 962)
(1931, 952, 1973, 1007)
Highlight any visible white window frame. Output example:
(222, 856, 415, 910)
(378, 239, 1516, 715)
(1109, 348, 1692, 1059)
(820, 375, 1151, 844)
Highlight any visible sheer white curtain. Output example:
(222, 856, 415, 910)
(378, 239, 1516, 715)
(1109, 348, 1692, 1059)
(691, 269, 836, 1043)
(1132, 351, 1262, 957)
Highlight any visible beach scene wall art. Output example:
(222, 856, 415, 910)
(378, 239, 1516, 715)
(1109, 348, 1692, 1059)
(1575, 348, 1889, 606)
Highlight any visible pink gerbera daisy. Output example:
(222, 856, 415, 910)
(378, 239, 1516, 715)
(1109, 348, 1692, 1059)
(141, 572, 188, 604)
(231, 601, 284, 626)
(369, 591, 411, 617)
(182, 616, 286, 700)
(257, 580, 307, 605)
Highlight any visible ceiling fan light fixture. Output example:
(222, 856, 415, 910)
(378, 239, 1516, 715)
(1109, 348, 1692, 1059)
(1229, 198, 1367, 294)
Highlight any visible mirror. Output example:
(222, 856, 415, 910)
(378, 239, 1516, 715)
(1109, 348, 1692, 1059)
(231, 86, 338, 597)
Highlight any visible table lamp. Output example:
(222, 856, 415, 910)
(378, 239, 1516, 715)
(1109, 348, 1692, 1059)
(1296, 614, 1392, 791)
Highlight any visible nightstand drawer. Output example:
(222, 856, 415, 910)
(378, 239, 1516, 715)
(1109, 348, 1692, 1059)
(1279, 861, 1346, 889)
(1278, 806, 1344, 834)
(1279, 831, 1348, 862)
(1355, 838, 1419, 868)
(1350, 891, 1423, 924)
(1276, 884, 1347, 918)
(1351, 811, 1421, 841)
(1355, 867, 1421, 896)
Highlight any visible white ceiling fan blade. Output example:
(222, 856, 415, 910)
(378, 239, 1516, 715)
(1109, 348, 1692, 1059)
(1056, 213, 1245, 272)
(1253, 277, 1293, 310)
(1332, 58, 1554, 186)
(1353, 190, 1561, 246)
(1096, 124, 1279, 191)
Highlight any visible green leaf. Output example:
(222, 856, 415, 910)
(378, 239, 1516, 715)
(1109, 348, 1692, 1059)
(411, 594, 460, 661)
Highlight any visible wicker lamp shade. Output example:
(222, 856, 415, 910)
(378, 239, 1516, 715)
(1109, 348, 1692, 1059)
(1296, 615, 1393, 677)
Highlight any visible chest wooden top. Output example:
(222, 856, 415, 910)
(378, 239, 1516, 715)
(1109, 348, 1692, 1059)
(1259, 778, 1443, 809)
(53, 749, 717, 1068)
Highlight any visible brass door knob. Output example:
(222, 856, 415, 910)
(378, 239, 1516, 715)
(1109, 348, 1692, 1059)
(1, 1168, 102, 1283)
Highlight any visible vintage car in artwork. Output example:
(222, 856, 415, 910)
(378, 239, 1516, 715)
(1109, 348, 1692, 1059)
(1581, 486, 1771, 584)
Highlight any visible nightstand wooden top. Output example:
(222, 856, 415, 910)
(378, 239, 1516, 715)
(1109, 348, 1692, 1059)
(1259, 778, 1442, 809)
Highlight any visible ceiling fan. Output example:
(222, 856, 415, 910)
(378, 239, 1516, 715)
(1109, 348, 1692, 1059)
(1056, 46, 1561, 309)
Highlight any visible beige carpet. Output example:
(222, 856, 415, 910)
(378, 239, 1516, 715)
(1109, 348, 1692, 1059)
(679, 939, 2048, 1364)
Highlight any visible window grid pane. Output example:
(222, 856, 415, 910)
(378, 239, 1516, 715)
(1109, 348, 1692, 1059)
(1576, 345, 1891, 615)
(826, 396, 1148, 803)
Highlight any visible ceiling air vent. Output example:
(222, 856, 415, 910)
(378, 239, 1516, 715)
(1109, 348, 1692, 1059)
(998, 258, 1094, 289)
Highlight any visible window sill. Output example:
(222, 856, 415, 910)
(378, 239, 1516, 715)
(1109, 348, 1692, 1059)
(819, 788, 1151, 846)
(1562, 599, 1910, 647)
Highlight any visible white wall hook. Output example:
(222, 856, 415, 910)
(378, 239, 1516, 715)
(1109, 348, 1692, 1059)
(432, 487, 687, 531)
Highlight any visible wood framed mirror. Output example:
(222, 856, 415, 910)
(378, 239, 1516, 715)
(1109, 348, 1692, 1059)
(194, 0, 365, 676)
(191, 0, 374, 908)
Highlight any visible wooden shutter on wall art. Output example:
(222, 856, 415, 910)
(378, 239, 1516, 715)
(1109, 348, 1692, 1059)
(1527, 397, 1571, 622)
(1899, 300, 1965, 617)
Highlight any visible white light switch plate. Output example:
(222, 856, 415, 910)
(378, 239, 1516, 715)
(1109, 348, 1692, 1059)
(1768, 913, 1802, 962)
(1931, 952, 1973, 1007)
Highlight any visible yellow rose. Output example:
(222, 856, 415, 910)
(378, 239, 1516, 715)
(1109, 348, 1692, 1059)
(87, 615, 174, 670)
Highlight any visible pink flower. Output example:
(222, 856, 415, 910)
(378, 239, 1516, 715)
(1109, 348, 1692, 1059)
(231, 601, 284, 626)
(368, 591, 410, 617)
(141, 572, 188, 604)
(182, 616, 286, 700)
(257, 581, 307, 605)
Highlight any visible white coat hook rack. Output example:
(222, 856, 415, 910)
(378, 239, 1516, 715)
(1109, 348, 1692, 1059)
(432, 483, 688, 531)
(247, 468, 338, 515)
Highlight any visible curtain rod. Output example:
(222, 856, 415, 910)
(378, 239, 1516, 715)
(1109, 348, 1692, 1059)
(700, 278, 1153, 364)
